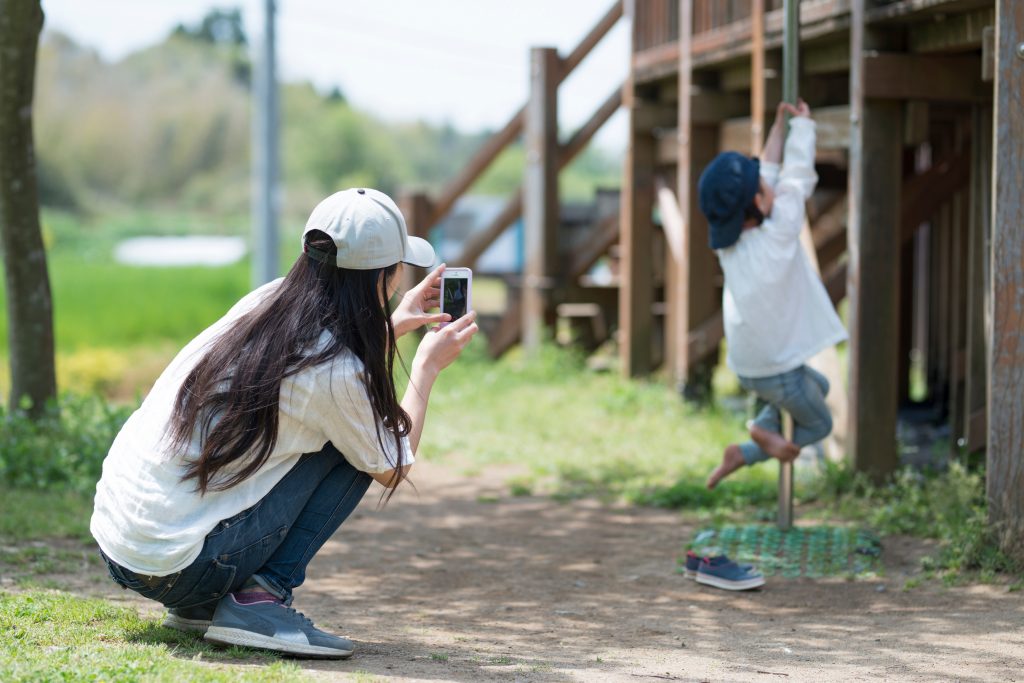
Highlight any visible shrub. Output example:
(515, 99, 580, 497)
(0, 394, 132, 493)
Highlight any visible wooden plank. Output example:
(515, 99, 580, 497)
(719, 104, 851, 152)
(522, 47, 560, 352)
(432, 1, 623, 227)
(863, 53, 990, 102)
(633, 0, 852, 82)
(987, 0, 1024, 564)
(900, 148, 970, 242)
(908, 6, 995, 53)
(561, 86, 624, 162)
(431, 110, 523, 227)
(398, 191, 433, 294)
(963, 104, 991, 452)
(619, 93, 658, 376)
(752, 0, 767, 155)
(666, 0, 695, 386)
(847, 0, 902, 479)
(982, 25, 995, 82)
(904, 101, 930, 147)
(804, 39, 850, 75)
(455, 84, 623, 270)
(561, 1, 625, 76)
(569, 212, 619, 279)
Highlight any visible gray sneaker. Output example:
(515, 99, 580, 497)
(203, 593, 354, 659)
(163, 603, 216, 634)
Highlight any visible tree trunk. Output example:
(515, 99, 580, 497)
(0, 0, 56, 418)
(988, 0, 1024, 566)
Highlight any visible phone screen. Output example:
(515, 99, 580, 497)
(443, 277, 469, 321)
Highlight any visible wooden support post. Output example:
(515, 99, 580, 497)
(751, 0, 766, 156)
(667, 0, 694, 390)
(963, 105, 992, 453)
(667, 2, 721, 400)
(620, 85, 657, 377)
(847, 0, 902, 480)
(987, 0, 1024, 564)
(398, 191, 433, 296)
(522, 47, 560, 352)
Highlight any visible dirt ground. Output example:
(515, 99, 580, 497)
(79, 461, 1024, 682)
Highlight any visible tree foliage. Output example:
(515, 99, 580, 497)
(32, 25, 621, 221)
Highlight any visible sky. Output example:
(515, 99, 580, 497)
(40, 0, 629, 151)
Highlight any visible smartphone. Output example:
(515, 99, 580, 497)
(440, 267, 472, 323)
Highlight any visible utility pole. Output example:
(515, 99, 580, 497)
(251, 0, 279, 287)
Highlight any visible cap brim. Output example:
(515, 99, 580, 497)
(708, 211, 745, 250)
(402, 236, 436, 268)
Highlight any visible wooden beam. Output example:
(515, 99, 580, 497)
(848, 0, 902, 480)
(804, 40, 850, 75)
(619, 93, 658, 376)
(666, 0, 694, 387)
(430, 1, 623, 227)
(692, 91, 750, 123)
(987, 0, 1024, 565)
(522, 47, 560, 352)
(908, 7, 995, 54)
(863, 53, 991, 102)
(398, 191, 433, 294)
(963, 104, 991, 453)
(900, 149, 971, 242)
(751, 0, 766, 155)
(569, 212, 619, 280)
(561, 86, 623, 162)
(720, 104, 851, 152)
(560, 1, 625, 77)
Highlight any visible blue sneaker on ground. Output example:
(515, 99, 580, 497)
(204, 592, 354, 659)
(163, 603, 216, 634)
(683, 551, 755, 579)
(695, 554, 765, 590)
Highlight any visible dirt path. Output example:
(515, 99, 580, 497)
(78, 461, 1024, 681)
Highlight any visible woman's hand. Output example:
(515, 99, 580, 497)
(413, 311, 478, 377)
(392, 264, 451, 338)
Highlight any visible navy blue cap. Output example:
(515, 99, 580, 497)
(698, 152, 761, 250)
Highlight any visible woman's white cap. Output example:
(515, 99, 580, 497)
(301, 188, 436, 270)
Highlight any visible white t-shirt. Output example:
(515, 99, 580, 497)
(90, 279, 413, 576)
(716, 118, 848, 378)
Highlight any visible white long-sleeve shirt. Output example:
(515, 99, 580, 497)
(715, 117, 848, 378)
(91, 279, 413, 576)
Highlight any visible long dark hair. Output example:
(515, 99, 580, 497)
(165, 230, 411, 494)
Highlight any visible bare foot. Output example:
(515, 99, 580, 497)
(749, 423, 800, 462)
(706, 445, 745, 490)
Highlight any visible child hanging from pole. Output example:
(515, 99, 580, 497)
(698, 99, 847, 489)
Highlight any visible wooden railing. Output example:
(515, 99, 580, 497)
(402, 0, 625, 271)
(633, 0, 785, 54)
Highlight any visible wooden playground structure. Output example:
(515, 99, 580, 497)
(400, 1, 1022, 543)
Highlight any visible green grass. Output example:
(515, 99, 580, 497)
(0, 590, 307, 682)
(0, 488, 94, 542)
(406, 340, 779, 513)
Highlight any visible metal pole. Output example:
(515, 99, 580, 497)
(778, 0, 801, 532)
(251, 0, 279, 287)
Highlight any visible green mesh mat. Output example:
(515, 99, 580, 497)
(682, 525, 882, 578)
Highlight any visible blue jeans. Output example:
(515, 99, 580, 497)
(101, 443, 371, 608)
(737, 365, 833, 465)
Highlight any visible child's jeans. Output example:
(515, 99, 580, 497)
(100, 442, 371, 608)
(737, 365, 833, 465)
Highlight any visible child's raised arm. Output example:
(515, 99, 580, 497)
(762, 100, 818, 243)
